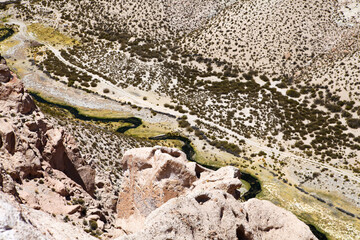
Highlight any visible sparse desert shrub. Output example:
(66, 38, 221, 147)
(178, 119, 190, 128)
(89, 220, 98, 230)
(258, 151, 267, 156)
(276, 82, 287, 88)
(325, 104, 341, 113)
(341, 111, 352, 118)
(286, 89, 300, 98)
(242, 72, 253, 80)
(63, 215, 70, 222)
(259, 74, 269, 82)
(347, 118, 360, 129)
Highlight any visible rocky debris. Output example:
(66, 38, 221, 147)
(0, 192, 97, 240)
(0, 164, 17, 197)
(0, 56, 12, 83)
(0, 121, 16, 155)
(117, 147, 317, 240)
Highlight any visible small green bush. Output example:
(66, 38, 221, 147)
(286, 89, 300, 98)
(347, 118, 360, 129)
(89, 220, 98, 230)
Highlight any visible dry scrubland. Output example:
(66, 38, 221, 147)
(2, 0, 360, 238)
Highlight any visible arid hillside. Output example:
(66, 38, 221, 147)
(1, 0, 360, 239)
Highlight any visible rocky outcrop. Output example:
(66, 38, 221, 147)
(242, 199, 316, 240)
(117, 147, 317, 240)
(121, 192, 316, 240)
(116, 147, 200, 232)
(42, 128, 95, 195)
(0, 56, 12, 83)
(191, 166, 242, 199)
(0, 58, 119, 238)
(0, 62, 95, 214)
(0, 192, 97, 240)
(0, 68, 95, 195)
(0, 65, 35, 114)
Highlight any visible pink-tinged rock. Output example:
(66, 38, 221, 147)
(192, 166, 242, 198)
(0, 121, 16, 155)
(0, 56, 12, 83)
(42, 128, 95, 195)
(116, 146, 200, 233)
(120, 191, 317, 240)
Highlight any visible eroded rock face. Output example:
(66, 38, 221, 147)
(0, 65, 95, 196)
(192, 166, 242, 199)
(0, 73, 35, 115)
(116, 146, 200, 232)
(120, 192, 316, 240)
(117, 147, 317, 240)
(0, 192, 97, 240)
(0, 56, 12, 83)
(42, 128, 95, 195)
(242, 199, 317, 240)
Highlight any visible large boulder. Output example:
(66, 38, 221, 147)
(242, 198, 317, 240)
(192, 166, 242, 198)
(120, 191, 317, 240)
(116, 146, 200, 233)
(0, 56, 12, 83)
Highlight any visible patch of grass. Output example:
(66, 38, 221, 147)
(27, 23, 78, 46)
(29, 90, 132, 119)
(254, 164, 360, 240)
(1, 15, 11, 23)
(0, 39, 20, 51)
(126, 121, 176, 138)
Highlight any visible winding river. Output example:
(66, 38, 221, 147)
(31, 93, 327, 239)
(30, 92, 142, 133)
(0, 28, 15, 42)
